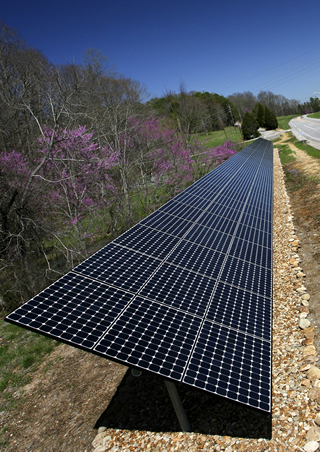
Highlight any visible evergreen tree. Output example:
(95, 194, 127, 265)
(253, 102, 265, 128)
(264, 106, 278, 130)
(241, 112, 260, 140)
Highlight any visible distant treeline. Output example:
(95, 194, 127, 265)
(149, 89, 238, 138)
(228, 90, 303, 120)
(149, 88, 318, 136)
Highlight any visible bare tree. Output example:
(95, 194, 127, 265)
(228, 91, 257, 121)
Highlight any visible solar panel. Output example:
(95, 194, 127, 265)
(5, 137, 273, 413)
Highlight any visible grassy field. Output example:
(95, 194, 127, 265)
(309, 112, 320, 119)
(276, 114, 299, 130)
(294, 140, 320, 159)
(196, 126, 243, 147)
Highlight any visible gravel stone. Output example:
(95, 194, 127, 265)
(304, 346, 317, 357)
(300, 318, 312, 329)
(308, 388, 320, 403)
(306, 427, 320, 442)
(303, 441, 319, 452)
(307, 366, 320, 381)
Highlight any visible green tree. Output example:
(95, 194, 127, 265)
(253, 102, 265, 128)
(149, 90, 238, 136)
(241, 111, 260, 140)
(264, 106, 278, 130)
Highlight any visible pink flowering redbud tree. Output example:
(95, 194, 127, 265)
(38, 126, 118, 265)
(110, 116, 195, 217)
(0, 126, 119, 305)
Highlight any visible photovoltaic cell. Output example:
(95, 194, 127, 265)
(183, 322, 271, 410)
(166, 241, 225, 278)
(94, 296, 202, 381)
(229, 237, 272, 269)
(140, 210, 194, 237)
(184, 224, 232, 253)
(206, 283, 272, 340)
(220, 256, 272, 298)
(5, 138, 273, 413)
(113, 224, 180, 260)
(74, 243, 161, 293)
(140, 263, 217, 317)
(7, 272, 134, 349)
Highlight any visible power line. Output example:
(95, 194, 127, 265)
(248, 58, 320, 95)
(220, 46, 320, 93)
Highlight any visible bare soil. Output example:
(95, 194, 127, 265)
(278, 135, 320, 349)
(0, 345, 128, 451)
(1, 134, 320, 452)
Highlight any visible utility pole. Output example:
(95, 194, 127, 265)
(228, 104, 237, 137)
(217, 110, 228, 140)
(219, 116, 228, 140)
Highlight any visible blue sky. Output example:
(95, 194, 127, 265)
(2, 0, 320, 103)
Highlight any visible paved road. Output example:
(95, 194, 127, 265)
(289, 115, 320, 145)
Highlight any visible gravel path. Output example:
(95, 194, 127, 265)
(91, 149, 320, 452)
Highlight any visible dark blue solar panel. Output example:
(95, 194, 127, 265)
(205, 202, 243, 222)
(235, 223, 272, 248)
(8, 273, 134, 349)
(74, 243, 161, 293)
(206, 282, 272, 340)
(159, 201, 203, 222)
(113, 224, 180, 260)
(140, 263, 217, 317)
(166, 241, 225, 278)
(184, 224, 233, 253)
(195, 211, 238, 235)
(94, 296, 202, 381)
(229, 237, 272, 268)
(183, 322, 271, 412)
(5, 137, 273, 413)
(140, 210, 193, 237)
(219, 256, 272, 298)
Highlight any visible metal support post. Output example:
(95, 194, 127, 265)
(164, 380, 191, 432)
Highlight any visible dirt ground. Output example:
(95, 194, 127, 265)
(1, 134, 320, 452)
(276, 134, 320, 349)
(0, 345, 128, 451)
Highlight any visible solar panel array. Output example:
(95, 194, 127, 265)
(5, 138, 273, 412)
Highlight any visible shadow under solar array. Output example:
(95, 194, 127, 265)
(5, 138, 273, 412)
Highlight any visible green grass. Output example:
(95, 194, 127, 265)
(309, 112, 320, 119)
(276, 114, 299, 130)
(195, 126, 243, 147)
(294, 141, 320, 159)
(0, 319, 58, 406)
(274, 132, 320, 190)
(277, 143, 296, 166)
